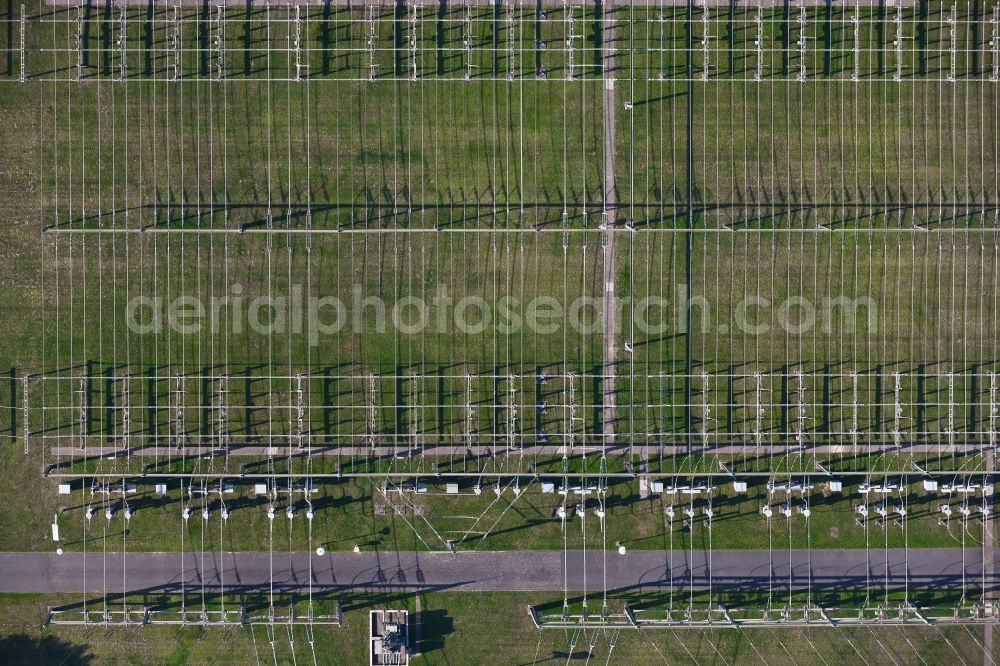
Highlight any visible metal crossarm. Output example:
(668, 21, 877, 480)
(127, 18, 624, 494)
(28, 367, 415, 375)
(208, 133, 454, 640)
(701, 0, 710, 81)
(991, 4, 999, 81)
(215, 4, 225, 80)
(76, 374, 87, 451)
(700, 372, 711, 447)
(794, 372, 808, 444)
(891, 372, 904, 447)
(946, 371, 955, 448)
(989, 371, 998, 447)
(658, 10, 668, 81)
(754, 5, 764, 82)
(367, 2, 378, 81)
(368, 373, 378, 447)
(19, 4, 26, 83)
(410, 374, 421, 449)
(566, 372, 578, 454)
(22, 375, 29, 454)
(849, 370, 860, 446)
(170, 5, 181, 82)
(508, 0, 517, 81)
(851, 6, 860, 82)
(797, 4, 807, 82)
(466, 374, 475, 448)
(753, 372, 767, 446)
(288, 5, 304, 81)
(947, 3, 957, 82)
(894, 4, 904, 81)
(173, 374, 185, 448)
(295, 373, 305, 448)
(216, 375, 229, 448)
(566, 0, 577, 81)
(465, 2, 474, 80)
(294, 4, 303, 82)
(508, 374, 518, 451)
(409, 1, 419, 81)
(118, 2, 127, 82)
(76, 4, 84, 81)
(121, 375, 131, 456)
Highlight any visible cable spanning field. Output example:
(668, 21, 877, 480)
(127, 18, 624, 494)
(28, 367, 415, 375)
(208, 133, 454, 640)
(10, 0, 1000, 231)
(2, 0, 1000, 661)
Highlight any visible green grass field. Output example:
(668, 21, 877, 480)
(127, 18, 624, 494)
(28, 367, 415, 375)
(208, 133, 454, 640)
(1, 0, 1000, 660)
(1, 591, 998, 665)
(0, 472, 985, 554)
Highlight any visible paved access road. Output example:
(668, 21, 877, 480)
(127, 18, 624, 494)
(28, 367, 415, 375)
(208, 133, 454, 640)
(0, 548, 994, 594)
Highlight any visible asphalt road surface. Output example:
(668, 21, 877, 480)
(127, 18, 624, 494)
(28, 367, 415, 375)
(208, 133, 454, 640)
(1, 548, 995, 594)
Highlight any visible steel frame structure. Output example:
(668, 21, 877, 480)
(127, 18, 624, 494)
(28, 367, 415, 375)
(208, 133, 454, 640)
(44, 604, 342, 627)
(26, 369, 1000, 452)
(530, 602, 1000, 629)
(16, 1, 1000, 84)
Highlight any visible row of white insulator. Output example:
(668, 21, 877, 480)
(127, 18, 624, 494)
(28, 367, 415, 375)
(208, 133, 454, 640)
(939, 503, 989, 518)
(86, 506, 133, 521)
(857, 503, 904, 518)
(175, 505, 318, 522)
(665, 505, 712, 520)
(557, 505, 607, 519)
(762, 503, 809, 519)
(182, 506, 230, 521)
(266, 505, 315, 521)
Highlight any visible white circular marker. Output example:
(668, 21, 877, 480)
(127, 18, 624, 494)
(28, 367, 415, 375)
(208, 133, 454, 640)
(617, 545, 626, 555)
(56, 548, 64, 556)
(316, 547, 326, 556)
